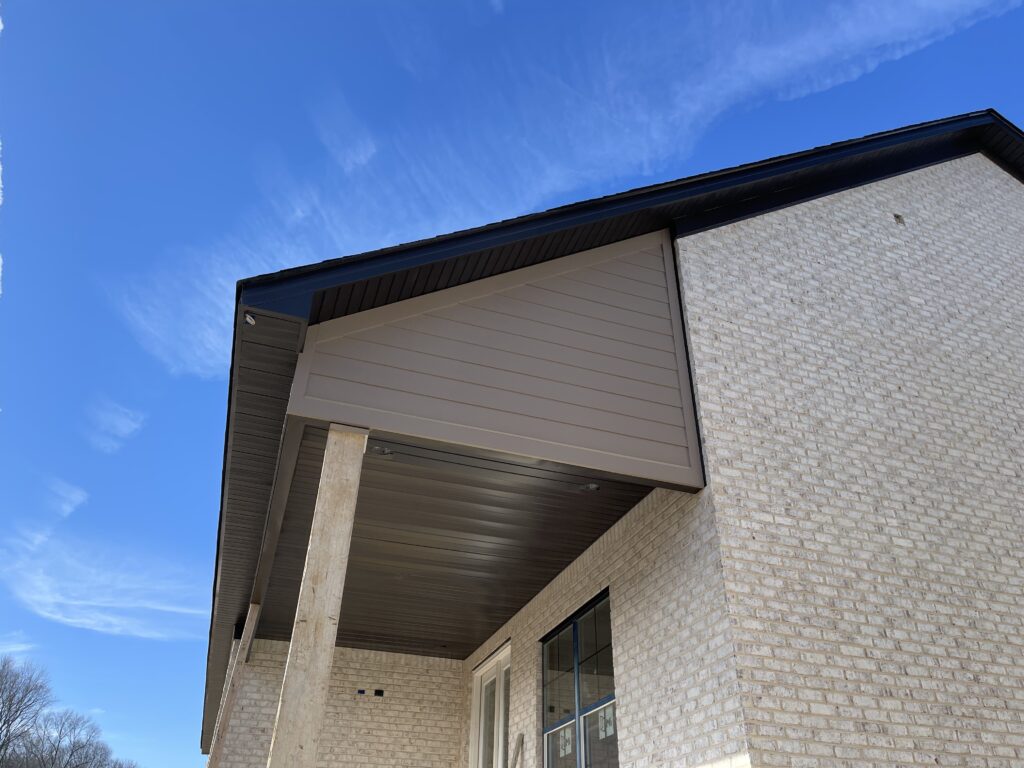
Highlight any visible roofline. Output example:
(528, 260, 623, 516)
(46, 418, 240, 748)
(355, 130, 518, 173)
(238, 109, 1022, 319)
(200, 295, 244, 753)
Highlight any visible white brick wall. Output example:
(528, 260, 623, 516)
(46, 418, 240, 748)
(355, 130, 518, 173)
(463, 489, 750, 768)
(677, 153, 1024, 766)
(216, 641, 463, 768)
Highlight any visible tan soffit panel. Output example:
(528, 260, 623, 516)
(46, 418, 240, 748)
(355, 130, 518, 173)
(287, 231, 703, 488)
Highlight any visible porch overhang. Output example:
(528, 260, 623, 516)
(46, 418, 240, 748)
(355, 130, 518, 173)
(256, 425, 655, 658)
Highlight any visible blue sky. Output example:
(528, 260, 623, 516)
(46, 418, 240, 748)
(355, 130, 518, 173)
(1, 1, 1022, 766)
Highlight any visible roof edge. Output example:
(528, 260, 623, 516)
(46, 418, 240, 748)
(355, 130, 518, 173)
(238, 109, 1022, 319)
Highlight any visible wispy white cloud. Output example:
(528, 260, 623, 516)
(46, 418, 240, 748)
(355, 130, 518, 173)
(1, 530, 205, 640)
(119, 0, 1021, 379)
(87, 400, 146, 454)
(49, 479, 88, 519)
(315, 95, 378, 174)
(3, 539, 204, 639)
(1, 483, 205, 640)
(0, 631, 33, 656)
(119, 227, 320, 379)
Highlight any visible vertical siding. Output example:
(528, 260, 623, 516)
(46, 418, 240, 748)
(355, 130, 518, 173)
(288, 231, 703, 488)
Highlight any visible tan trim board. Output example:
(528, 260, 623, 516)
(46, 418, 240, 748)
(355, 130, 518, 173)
(659, 231, 706, 486)
(289, 391, 700, 490)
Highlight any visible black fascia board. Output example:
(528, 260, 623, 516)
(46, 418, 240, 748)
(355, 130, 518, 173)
(238, 109, 1008, 321)
(672, 131, 980, 237)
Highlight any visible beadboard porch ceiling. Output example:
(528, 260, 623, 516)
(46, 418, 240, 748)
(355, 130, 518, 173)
(254, 423, 654, 659)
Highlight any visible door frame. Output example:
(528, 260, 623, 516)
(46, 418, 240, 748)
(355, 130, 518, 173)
(470, 643, 512, 768)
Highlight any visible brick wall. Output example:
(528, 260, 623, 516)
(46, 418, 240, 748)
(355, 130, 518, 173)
(216, 641, 464, 768)
(677, 153, 1024, 766)
(463, 488, 751, 768)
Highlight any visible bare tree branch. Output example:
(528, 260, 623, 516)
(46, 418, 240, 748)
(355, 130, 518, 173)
(0, 656, 138, 768)
(0, 656, 53, 764)
(21, 709, 110, 768)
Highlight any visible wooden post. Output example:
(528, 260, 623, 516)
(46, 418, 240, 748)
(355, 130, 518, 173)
(208, 602, 261, 768)
(510, 733, 524, 768)
(265, 424, 367, 768)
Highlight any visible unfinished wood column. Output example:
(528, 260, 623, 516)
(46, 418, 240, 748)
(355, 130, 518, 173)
(208, 602, 261, 768)
(265, 424, 367, 768)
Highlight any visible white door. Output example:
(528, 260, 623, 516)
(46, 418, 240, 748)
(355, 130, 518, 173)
(472, 645, 511, 768)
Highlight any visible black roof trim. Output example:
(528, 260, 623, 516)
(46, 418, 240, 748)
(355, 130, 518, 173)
(239, 109, 1024, 322)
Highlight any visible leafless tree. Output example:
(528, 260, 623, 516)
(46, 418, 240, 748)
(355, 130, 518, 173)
(20, 709, 110, 768)
(0, 656, 138, 768)
(0, 657, 53, 765)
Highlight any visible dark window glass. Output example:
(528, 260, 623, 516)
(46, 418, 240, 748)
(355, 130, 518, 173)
(543, 624, 576, 728)
(578, 600, 614, 709)
(541, 595, 617, 768)
(583, 703, 618, 768)
(545, 722, 576, 768)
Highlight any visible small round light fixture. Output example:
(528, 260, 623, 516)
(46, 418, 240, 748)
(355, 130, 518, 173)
(244, 312, 257, 326)
(580, 482, 601, 493)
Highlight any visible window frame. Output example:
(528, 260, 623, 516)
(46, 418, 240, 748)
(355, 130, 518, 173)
(540, 590, 616, 768)
(470, 642, 512, 768)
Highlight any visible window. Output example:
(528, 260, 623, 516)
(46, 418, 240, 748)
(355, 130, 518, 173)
(471, 644, 511, 768)
(542, 594, 618, 768)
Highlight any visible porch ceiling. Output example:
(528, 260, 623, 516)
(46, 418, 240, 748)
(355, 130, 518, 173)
(255, 424, 654, 659)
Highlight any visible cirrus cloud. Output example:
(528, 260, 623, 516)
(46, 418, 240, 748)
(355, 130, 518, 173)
(119, 0, 1022, 379)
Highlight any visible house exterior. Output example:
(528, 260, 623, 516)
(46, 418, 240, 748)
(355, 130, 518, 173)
(201, 110, 1024, 768)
